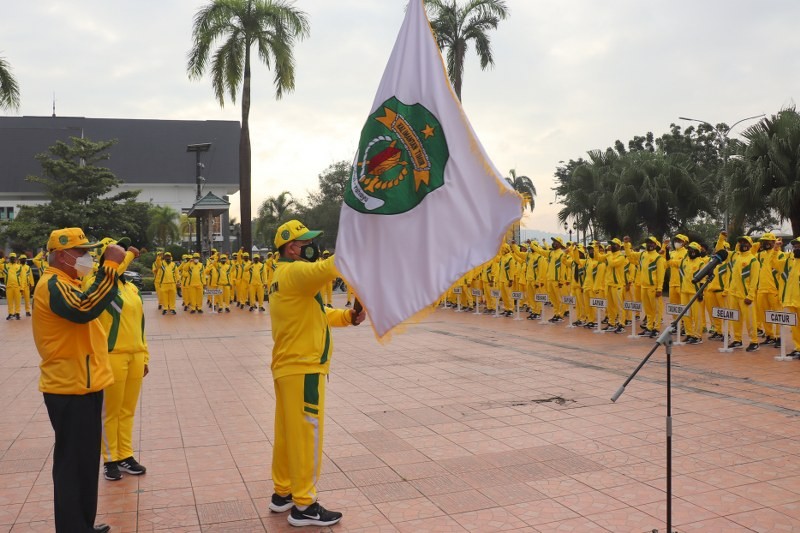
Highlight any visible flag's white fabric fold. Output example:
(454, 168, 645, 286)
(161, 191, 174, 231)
(336, 0, 522, 338)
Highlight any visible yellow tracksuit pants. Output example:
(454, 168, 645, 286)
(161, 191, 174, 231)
(641, 287, 662, 331)
(607, 286, 622, 326)
(272, 373, 325, 507)
(219, 285, 231, 310)
(189, 286, 203, 311)
(787, 306, 800, 350)
(249, 284, 265, 309)
(21, 286, 31, 313)
(6, 288, 21, 316)
(757, 293, 782, 338)
(705, 291, 725, 334)
(102, 351, 146, 462)
(500, 283, 512, 311)
(732, 297, 758, 344)
(323, 282, 333, 306)
(546, 281, 563, 317)
(680, 292, 702, 338)
(161, 283, 177, 312)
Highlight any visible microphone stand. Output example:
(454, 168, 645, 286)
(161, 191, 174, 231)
(611, 273, 714, 533)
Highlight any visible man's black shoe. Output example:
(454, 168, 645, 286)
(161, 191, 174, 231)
(162, 310, 167, 315)
(730, 340, 743, 349)
(269, 492, 294, 513)
(171, 310, 177, 315)
(761, 337, 776, 345)
(288, 502, 343, 527)
(93, 524, 111, 533)
(25, 312, 31, 317)
(649, 329, 658, 338)
(638, 329, 652, 337)
(746, 342, 760, 352)
(103, 462, 122, 481)
(118, 456, 146, 475)
(613, 325, 625, 334)
(774, 339, 782, 348)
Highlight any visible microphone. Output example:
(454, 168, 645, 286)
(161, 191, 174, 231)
(691, 249, 728, 284)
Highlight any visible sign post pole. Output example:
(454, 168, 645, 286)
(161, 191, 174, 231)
(536, 293, 549, 325)
(453, 287, 462, 312)
(512, 291, 524, 321)
(472, 289, 482, 315)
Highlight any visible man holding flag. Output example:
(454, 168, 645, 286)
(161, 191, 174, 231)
(335, 0, 522, 338)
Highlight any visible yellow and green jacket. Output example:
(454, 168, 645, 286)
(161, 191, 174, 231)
(268, 256, 353, 379)
(33, 262, 121, 394)
(98, 279, 149, 361)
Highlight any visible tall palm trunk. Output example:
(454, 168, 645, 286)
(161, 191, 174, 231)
(240, 44, 253, 251)
(452, 41, 466, 101)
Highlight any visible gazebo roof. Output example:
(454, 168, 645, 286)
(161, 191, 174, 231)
(187, 192, 230, 217)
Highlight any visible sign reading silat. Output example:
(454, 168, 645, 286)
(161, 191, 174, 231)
(590, 298, 607, 309)
(623, 301, 642, 312)
(765, 311, 797, 326)
(712, 307, 739, 321)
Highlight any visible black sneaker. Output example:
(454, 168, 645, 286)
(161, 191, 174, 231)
(117, 456, 146, 475)
(745, 342, 760, 352)
(730, 340, 743, 349)
(774, 339, 782, 348)
(288, 502, 342, 527)
(25, 312, 31, 317)
(171, 310, 177, 315)
(162, 310, 167, 315)
(761, 337, 776, 345)
(638, 329, 652, 337)
(613, 325, 625, 334)
(685, 336, 698, 345)
(103, 462, 122, 481)
(269, 493, 294, 513)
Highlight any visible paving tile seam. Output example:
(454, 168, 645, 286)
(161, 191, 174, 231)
(425, 325, 800, 418)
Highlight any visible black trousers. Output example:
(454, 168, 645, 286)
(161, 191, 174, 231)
(44, 391, 103, 533)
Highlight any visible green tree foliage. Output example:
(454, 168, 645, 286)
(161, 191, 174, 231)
(298, 161, 350, 250)
(505, 169, 536, 211)
(0, 137, 150, 250)
(424, 0, 509, 101)
(254, 191, 296, 247)
(147, 205, 181, 248)
(737, 106, 800, 235)
(187, 0, 310, 253)
(0, 53, 20, 110)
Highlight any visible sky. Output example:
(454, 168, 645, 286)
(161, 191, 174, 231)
(2, 0, 799, 234)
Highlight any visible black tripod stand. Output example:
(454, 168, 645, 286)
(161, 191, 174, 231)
(611, 274, 713, 533)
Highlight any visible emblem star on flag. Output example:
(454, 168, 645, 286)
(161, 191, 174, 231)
(335, 0, 524, 339)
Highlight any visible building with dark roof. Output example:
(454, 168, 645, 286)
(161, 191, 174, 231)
(0, 115, 239, 236)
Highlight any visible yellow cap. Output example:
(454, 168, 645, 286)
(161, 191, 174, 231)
(97, 236, 131, 257)
(674, 234, 689, 243)
(760, 232, 777, 241)
(738, 236, 754, 246)
(47, 228, 101, 252)
(688, 242, 702, 252)
(551, 236, 565, 247)
(610, 238, 623, 246)
(274, 219, 323, 249)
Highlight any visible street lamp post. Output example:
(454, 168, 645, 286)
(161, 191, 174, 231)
(564, 222, 571, 243)
(187, 143, 212, 254)
(678, 114, 764, 232)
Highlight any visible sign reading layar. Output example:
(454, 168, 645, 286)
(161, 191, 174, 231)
(335, 0, 522, 338)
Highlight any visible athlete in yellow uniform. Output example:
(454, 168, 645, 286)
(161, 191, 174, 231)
(4, 253, 22, 319)
(726, 236, 761, 351)
(156, 252, 180, 315)
(268, 220, 365, 527)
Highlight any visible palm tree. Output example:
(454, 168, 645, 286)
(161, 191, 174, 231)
(424, 0, 509, 101)
(505, 169, 536, 211)
(254, 191, 294, 245)
(187, 0, 310, 252)
(0, 53, 20, 110)
(739, 107, 800, 234)
(147, 205, 181, 248)
(179, 213, 197, 248)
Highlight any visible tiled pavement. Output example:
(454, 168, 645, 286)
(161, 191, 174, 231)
(3, 294, 800, 532)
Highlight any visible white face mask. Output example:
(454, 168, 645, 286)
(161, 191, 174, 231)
(674, 242, 684, 249)
(66, 251, 95, 277)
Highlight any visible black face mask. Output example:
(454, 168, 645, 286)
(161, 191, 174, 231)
(688, 251, 699, 259)
(165, 258, 172, 263)
(299, 242, 321, 262)
(793, 249, 800, 259)
(19, 259, 26, 265)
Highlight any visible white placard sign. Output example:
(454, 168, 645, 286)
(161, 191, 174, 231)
(452, 287, 462, 294)
(204, 288, 223, 295)
(766, 311, 797, 327)
(535, 294, 549, 303)
(472, 289, 482, 297)
(624, 301, 642, 312)
(490, 289, 501, 298)
(712, 307, 739, 321)
(562, 295, 576, 306)
(590, 298, 607, 309)
(511, 291, 524, 300)
(666, 303, 689, 317)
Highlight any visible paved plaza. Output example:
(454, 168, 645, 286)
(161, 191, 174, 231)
(2, 293, 800, 532)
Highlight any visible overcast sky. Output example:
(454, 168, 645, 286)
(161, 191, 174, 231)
(2, 0, 798, 233)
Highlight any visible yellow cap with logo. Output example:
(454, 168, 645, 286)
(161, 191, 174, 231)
(47, 228, 101, 252)
(274, 219, 322, 249)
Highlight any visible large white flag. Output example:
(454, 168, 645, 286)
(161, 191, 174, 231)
(335, 0, 523, 339)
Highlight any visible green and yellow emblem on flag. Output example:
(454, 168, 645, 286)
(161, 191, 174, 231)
(346, 97, 448, 215)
